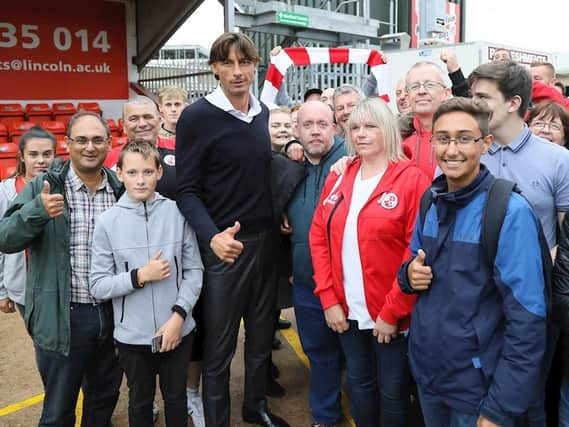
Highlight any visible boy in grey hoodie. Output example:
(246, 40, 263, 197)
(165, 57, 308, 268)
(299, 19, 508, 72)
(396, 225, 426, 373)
(90, 141, 203, 426)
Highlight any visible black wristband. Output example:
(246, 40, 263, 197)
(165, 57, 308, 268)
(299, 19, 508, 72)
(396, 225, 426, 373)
(130, 268, 143, 289)
(172, 304, 187, 320)
(284, 140, 303, 155)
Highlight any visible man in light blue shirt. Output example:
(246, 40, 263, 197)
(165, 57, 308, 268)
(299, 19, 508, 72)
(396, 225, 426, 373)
(469, 60, 569, 252)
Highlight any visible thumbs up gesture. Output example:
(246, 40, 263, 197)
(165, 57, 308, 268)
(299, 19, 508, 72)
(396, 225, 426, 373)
(138, 249, 170, 284)
(210, 221, 244, 263)
(40, 181, 64, 219)
(407, 249, 433, 291)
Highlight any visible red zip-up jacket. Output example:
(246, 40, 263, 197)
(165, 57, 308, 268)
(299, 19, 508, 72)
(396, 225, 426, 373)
(309, 157, 430, 328)
(402, 115, 436, 179)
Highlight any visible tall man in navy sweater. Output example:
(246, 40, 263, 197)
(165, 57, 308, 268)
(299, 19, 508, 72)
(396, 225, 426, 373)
(175, 32, 290, 427)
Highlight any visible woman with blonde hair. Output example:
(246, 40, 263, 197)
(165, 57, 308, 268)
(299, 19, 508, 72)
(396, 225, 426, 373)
(310, 97, 430, 427)
(268, 107, 293, 152)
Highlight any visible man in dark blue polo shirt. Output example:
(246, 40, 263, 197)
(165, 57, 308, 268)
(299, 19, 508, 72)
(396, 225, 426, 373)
(176, 32, 290, 427)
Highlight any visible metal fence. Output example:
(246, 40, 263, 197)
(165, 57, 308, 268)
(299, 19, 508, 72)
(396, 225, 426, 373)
(138, 53, 367, 105)
(138, 58, 218, 102)
(281, 62, 369, 105)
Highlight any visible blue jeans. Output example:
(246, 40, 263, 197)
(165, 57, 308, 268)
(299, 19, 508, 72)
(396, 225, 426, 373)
(418, 387, 479, 427)
(293, 281, 342, 425)
(337, 320, 409, 427)
(34, 302, 122, 427)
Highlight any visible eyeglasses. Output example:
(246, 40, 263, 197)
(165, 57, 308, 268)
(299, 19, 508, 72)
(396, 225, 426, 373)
(406, 81, 446, 93)
(531, 120, 562, 132)
(68, 136, 109, 146)
(431, 135, 485, 146)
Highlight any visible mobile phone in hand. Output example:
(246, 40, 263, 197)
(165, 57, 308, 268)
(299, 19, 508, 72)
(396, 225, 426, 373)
(151, 335, 163, 353)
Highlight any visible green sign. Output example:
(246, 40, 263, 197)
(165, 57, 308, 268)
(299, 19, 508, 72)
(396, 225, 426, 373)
(276, 11, 309, 28)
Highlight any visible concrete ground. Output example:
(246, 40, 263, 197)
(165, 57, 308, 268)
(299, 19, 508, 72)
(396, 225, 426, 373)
(0, 308, 354, 427)
(0, 307, 425, 427)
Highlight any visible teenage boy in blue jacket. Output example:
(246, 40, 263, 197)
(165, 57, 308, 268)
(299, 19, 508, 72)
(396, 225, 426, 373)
(398, 97, 547, 427)
(90, 141, 203, 426)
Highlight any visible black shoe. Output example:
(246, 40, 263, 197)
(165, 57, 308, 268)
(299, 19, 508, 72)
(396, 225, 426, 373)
(242, 405, 291, 427)
(266, 378, 286, 398)
(269, 361, 280, 379)
(276, 319, 291, 330)
(272, 336, 282, 350)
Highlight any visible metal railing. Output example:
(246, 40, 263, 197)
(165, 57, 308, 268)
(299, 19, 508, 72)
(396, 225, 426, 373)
(138, 58, 218, 102)
(138, 51, 367, 104)
(282, 62, 369, 104)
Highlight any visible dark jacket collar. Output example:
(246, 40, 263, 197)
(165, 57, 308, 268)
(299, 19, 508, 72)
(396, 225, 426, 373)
(430, 164, 492, 208)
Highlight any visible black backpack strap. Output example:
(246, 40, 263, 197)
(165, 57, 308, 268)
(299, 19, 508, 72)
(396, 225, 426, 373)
(481, 178, 517, 268)
(482, 178, 553, 314)
(538, 221, 554, 315)
(419, 189, 432, 228)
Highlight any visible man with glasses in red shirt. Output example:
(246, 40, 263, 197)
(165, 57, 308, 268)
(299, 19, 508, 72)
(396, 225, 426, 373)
(402, 61, 451, 178)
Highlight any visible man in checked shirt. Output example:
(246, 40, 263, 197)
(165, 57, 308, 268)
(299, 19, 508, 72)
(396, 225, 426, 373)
(0, 111, 124, 427)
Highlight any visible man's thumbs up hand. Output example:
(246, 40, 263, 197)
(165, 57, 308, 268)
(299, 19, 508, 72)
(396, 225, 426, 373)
(407, 249, 432, 291)
(40, 181, 64, 219)
(210, 221, 244, 263)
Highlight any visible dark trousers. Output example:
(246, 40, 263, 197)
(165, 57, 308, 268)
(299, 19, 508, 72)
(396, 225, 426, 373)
(338, 321, 410, 427)
(200, 231, 277, 427)
(418, 388, 478, 427)
(116, 333, 194, 427)
(293, 280, 342, 425)
(35, 302, 122, 427)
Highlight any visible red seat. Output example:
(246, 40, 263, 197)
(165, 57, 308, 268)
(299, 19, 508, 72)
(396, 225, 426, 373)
(40, 121, 66, 138)
(56, 138, 69, 160)
(0, 104, 25, 127)
(25, 103, 52, 124)
(112, 135, 128, 148)
(0, 143, 19, 179)
(117, 118, 124, 134)
(77, 102, 102, 116)
(106, 119, 120, 137)
(0, 123, 7, 143)
(9, 121, 35, 143)
(52, 103, 76, 127)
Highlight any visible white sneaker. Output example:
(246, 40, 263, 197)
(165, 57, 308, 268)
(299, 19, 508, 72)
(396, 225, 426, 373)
(152, 401, 159, 423)
(187, 390, 205, 427)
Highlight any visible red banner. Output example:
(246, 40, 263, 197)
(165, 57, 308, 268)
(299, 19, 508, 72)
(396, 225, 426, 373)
(0, 0, 128, 100)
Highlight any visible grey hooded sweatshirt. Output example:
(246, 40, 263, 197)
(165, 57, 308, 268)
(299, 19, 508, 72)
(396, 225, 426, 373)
(0, 178, 26, 306)
(90, 192, 203, 346)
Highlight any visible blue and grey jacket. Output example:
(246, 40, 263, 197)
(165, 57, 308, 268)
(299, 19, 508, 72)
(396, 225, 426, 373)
(90, 192, 203, 346)
(398, 166, 546, 427)
(287, 136, 346, 287)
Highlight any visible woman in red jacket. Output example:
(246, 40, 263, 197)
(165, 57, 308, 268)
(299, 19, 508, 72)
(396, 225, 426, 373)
(309, 97, 430, 427)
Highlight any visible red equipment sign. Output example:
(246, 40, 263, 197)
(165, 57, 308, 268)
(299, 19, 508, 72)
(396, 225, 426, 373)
(0, 0, 128, 100)
(411, 0, 462, 48)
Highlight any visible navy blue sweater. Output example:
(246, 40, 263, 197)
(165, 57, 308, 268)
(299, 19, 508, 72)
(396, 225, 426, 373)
(175, 98, 273, 243)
